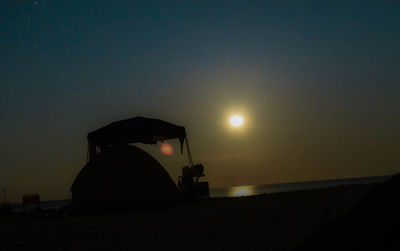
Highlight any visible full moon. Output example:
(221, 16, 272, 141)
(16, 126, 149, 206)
(230, 115, 244, 127)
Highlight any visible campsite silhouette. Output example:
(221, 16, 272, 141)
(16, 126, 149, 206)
(70, 116, 209, 214)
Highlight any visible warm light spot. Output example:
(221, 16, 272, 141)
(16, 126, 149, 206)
(232, 187, 251, 197)
(160, 142, 173, 155)
(230, 115, 244, 127)
(229, 185, 254, 197)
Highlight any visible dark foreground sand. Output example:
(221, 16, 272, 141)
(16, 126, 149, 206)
(0, 183, 382, 251)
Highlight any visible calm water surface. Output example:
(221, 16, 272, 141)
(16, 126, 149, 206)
(210, 175, 392, 198)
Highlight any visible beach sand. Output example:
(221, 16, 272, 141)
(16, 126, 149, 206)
(0, 183, 380, 251)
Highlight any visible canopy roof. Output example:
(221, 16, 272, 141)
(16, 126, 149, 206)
(87, 116, 186, 150)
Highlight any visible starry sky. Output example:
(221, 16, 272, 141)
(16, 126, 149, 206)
(1, 0, 399, 202)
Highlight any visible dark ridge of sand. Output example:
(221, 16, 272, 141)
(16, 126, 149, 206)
(0, 183, 381, 251)
(296, 174, 400, 251)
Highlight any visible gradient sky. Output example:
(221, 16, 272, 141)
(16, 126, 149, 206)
(1, 0, 399, 202)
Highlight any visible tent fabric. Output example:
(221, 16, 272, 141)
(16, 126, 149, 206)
(87, 116, 186, 148)
(70, 145, 181, 212)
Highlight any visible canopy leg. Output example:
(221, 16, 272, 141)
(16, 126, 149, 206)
(185, 136, 194, 167)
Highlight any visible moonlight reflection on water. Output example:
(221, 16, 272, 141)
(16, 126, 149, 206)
(231, 186, 254, 197)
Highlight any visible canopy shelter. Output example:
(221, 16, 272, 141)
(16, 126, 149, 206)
(87, 116, 193, 165)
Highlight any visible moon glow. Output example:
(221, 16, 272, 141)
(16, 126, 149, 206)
(230, 115, 244, 127)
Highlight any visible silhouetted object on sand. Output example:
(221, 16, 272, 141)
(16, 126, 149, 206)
(0, 189, 11, 215)
(71, 116, 209, 214)
(296, 173, 400, 250)
(22, 193, 41, 211)
(178, 164, 209, 198)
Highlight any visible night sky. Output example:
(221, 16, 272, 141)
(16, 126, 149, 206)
(1, 1, 399, 202)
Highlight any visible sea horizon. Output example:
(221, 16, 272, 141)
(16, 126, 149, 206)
(212, 174, 392, 198)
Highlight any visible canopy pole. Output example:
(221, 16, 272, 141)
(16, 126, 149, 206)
(185, 136, 194, 167)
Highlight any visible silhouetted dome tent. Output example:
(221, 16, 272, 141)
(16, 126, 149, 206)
(71, 117, 189, 213)
(71, 145, 180, 212)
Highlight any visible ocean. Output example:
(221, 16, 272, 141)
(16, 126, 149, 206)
(211, 175, 391, 198)
(9, 174, 392, 212)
